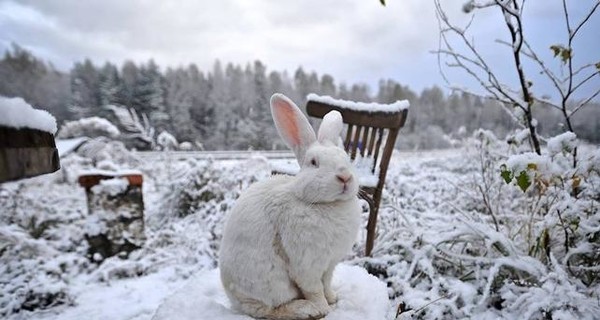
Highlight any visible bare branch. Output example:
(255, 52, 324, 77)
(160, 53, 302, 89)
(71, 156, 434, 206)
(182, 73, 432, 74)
(532, 97, 562, 112)
(570, 1, 600, 40)
(521, 39, 564, 98)
(572, 63, 599, 78)
(571, 70, 600, 94)
(569, 87, 600, 119)
(434, 0, 525, 107)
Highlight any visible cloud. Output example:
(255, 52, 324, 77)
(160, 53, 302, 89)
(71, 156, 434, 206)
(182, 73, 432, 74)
(0, 0, 598, 98)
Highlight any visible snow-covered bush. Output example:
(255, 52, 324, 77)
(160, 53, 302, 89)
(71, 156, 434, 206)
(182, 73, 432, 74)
(0, 180, 90, 317)
(167, 160, 227, 218)
(157, 130, 178, 151)
(72, 137, 142, 169)
(179, 141, 193, 151)
(349, 129, 600, 319)
(57, 117, 120, 139)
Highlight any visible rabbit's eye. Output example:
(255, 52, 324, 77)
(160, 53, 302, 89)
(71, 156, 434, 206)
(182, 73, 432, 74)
(310, 158, 319, 167)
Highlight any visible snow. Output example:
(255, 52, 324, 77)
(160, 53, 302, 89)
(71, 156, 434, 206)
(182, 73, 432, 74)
(58, 117, 120, 139)
(179, 142, 193, 151)
(157, 131, 178, 150)
(78, 169, 143, 177)
(152, 264, 389, 320)
(546, 131, 577, 156)
(56, 137, 90, 157)
(1, 136, 599, 320)
(91, 178, 130, 196)
(307, 93, 410, 113)
(0, 96, 57, 134)
(33, 267, 187, 320)
(504, 151, 561, 181)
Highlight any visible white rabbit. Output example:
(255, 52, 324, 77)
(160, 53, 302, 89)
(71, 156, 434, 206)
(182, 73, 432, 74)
(219, 93, 362, 320)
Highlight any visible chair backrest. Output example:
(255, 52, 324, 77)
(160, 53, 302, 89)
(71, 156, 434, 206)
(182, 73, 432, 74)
(306, 100, 408, 190)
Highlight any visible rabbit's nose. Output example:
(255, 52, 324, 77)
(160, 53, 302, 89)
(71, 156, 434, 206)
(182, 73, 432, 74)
(336, 173, 352, 184)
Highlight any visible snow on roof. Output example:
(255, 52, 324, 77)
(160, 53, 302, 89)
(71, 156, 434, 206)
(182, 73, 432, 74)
(0, 96, 57, 134)
(56, 137, 90, 157)
(307, 93, 410, 113)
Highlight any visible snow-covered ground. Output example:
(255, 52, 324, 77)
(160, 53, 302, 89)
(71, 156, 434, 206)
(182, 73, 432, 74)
(1, 137, 599, 319)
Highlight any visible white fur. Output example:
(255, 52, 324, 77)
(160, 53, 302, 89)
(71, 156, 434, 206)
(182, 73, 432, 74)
(219, 93, 361, 320)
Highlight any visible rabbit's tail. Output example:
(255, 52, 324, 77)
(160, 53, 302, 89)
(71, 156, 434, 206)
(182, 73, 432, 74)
(236, 297, 326, 320)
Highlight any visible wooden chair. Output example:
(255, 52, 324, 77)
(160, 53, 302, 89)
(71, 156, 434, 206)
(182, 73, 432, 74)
(306, 99, 408, 256)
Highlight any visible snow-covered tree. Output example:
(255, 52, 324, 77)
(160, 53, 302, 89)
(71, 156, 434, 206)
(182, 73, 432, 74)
(98, 62, 123, 112)
(133, 60, 169, 131)
(69, 59, 100, 119)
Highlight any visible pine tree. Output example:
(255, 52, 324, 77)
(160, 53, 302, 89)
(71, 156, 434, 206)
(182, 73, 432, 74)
(133, 60, 168, 131)
(70, 59, 100, 119)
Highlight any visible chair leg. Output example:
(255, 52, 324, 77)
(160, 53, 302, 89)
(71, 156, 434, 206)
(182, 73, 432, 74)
(364, 198, 376, 257)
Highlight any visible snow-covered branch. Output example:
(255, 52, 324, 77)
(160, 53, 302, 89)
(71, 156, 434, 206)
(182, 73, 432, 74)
(106, 104, 156, 149)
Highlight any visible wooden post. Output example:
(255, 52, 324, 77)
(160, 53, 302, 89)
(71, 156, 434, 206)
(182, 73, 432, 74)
(78, 171, 145, 262)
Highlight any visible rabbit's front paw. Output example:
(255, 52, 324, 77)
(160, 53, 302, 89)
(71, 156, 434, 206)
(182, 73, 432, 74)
(291, 299, 330, 319)
(325, 288, 337, 305)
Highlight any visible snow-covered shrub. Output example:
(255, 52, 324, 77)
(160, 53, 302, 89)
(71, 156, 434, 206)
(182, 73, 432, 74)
(72, 137, 142, 169)
(157, 130, 178, 151)
(441, 131, 596, 317)
(57, 117, 120, 139)
(170, 159, 228, 218)
(349, 130, 600, 319)
(179, 141, 193, 151)
(0, 180, 90, 317)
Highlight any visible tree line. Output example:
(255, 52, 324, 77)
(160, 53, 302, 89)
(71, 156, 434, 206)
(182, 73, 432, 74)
(1, 44, 598, 150)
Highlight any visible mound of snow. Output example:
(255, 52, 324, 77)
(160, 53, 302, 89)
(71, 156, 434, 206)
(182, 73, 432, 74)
(152, 264, 389, 320)
(0, 96, 57, 134)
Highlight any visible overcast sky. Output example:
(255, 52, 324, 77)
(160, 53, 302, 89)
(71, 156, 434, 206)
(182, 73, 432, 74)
(1, 0, 598, 100)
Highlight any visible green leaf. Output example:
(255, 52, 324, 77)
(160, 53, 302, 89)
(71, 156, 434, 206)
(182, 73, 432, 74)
(560, 48, 572, 63)
(500, 165, 513, 184)
(379, 0, 386, 6)
(550, 45, 562, 57)
(516, 170, 531, 192)
(570, 217, 580, 231)
(550, 45, 572, 64)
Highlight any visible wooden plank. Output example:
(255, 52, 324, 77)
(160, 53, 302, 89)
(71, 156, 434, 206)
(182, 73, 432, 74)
(360, 126, 370, 157)
(0, 126, 60, 183)
(78, 174, 143, 190)
(344, 124, 354, 151)
(350, 125, 362, 160)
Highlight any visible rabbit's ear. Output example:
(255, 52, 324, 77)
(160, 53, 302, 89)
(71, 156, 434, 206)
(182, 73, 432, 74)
(270, 93, 316, 162)
(317, 111, 343, 144)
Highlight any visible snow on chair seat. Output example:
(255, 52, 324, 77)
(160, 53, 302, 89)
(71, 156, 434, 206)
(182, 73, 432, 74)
(152, 264, 389, 320)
